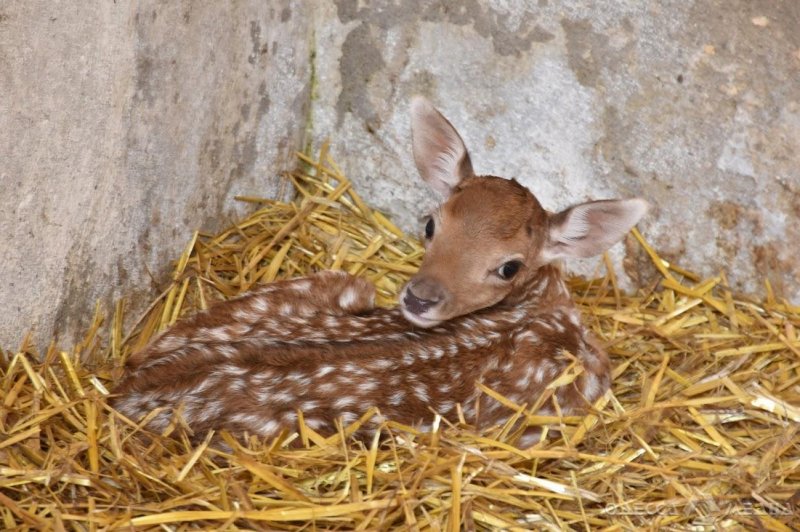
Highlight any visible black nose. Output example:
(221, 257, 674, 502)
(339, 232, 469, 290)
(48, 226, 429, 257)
(403, 287, 439, 315)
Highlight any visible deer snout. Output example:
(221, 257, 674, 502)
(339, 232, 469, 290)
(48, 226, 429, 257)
(400, 278, 447, 327)
(403, 287, 439, 315)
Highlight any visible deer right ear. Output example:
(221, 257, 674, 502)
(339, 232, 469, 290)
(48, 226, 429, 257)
(541, 198, 649, 262)
(410, 97, 475, 198)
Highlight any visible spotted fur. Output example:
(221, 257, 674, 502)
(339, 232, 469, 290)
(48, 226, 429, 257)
(113, 267, 609, 443)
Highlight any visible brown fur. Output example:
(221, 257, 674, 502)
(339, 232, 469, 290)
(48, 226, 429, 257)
(113, 267, 608, 447)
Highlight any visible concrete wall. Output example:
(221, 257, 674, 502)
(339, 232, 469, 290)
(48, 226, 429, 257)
(0, 1, 311, 350)
(2, 1, 798, 350)
(310, 0, 800, 301)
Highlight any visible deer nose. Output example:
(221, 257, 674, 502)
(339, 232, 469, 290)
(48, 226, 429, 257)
(403, 288, 438, 315)
(403, 280, 444, 315)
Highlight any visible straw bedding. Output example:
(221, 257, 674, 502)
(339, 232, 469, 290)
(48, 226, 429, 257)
(2, 146, 799, 530)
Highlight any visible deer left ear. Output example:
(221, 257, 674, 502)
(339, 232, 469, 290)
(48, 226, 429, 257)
(541, 199, 649, 262)
(410, 96, 475, 198)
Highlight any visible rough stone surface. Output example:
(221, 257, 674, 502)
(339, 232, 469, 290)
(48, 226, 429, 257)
(0, 1, 311, 350)
(310, 0, 800, 302)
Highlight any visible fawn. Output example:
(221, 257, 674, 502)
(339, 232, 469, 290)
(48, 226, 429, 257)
(113, 97, 648, 448)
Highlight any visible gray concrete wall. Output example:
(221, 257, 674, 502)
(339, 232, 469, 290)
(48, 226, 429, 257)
(310, 0, 800, 301)
(1, 1, 311, 350)
(2, 1, 798, 350)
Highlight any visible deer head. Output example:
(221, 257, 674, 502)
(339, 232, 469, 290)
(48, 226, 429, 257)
(400, 97, 648, 328)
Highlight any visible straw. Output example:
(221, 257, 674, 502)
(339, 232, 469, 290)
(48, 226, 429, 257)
(1, 145, 798, 529)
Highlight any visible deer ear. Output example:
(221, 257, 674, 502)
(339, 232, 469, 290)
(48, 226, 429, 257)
(410, 96, 475, 198)
(541, 199, 649, 262)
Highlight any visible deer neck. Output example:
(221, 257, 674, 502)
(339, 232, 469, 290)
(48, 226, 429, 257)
(501, 264, 573, 311)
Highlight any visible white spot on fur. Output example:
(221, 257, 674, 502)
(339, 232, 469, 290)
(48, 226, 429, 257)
(462, 403, 475, 420)
(298, 304, 316, 317)
(208, 399, 225, 415)
(194, 375, 220, 395)
(333, 396, 356, 409)
(231, 412, 265, 428)
(516, 330, 540, 343)
(259, 419, 280, 436)
(114, 395, 138, 416)
(228, 379, 247, 393)
(301, 400, 319, 412)
(279, 303, 293, 316)
(533, 364, 547, 384)
(486, 400, 502, 413)
(250, 297, 269, 313)
(292, 280, 312, 292)
(269, 390, 295, 404)
(148, 414, 170, 431)
(360, 380, 378, 392)
(305, 418, 325, 430)
(517, 428, 541, 448)
(229, 322, 250, 336)
(233, 308, 257, 322)
(370, 359, 394, 370)
(583, 372, 601, 400)
(316, 365, 335, 378)
(343, 362, 367, 376)
(337, 286, 360, 309)
(305, 418, 327, 430)
(319, 382, 337, 394)
(252, 371, 277, 387)
(206, 326, 232, 342)
(517, 365, 537, 389)
(287, 371, 311, 387)
(156, 335, 187, 351)
(222, 364, 248, 376)
(389, 391, 406, 405)
(413, 384, 429, 402)
(567, 311, 582, 327)
(340, 412, 357, 425)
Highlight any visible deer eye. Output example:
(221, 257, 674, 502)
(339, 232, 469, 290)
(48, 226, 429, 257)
(496, 260, 522, 280)
(424, 218, 435, 239)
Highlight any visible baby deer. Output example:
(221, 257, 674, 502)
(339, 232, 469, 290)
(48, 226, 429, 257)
(113, 97, 648, 448)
